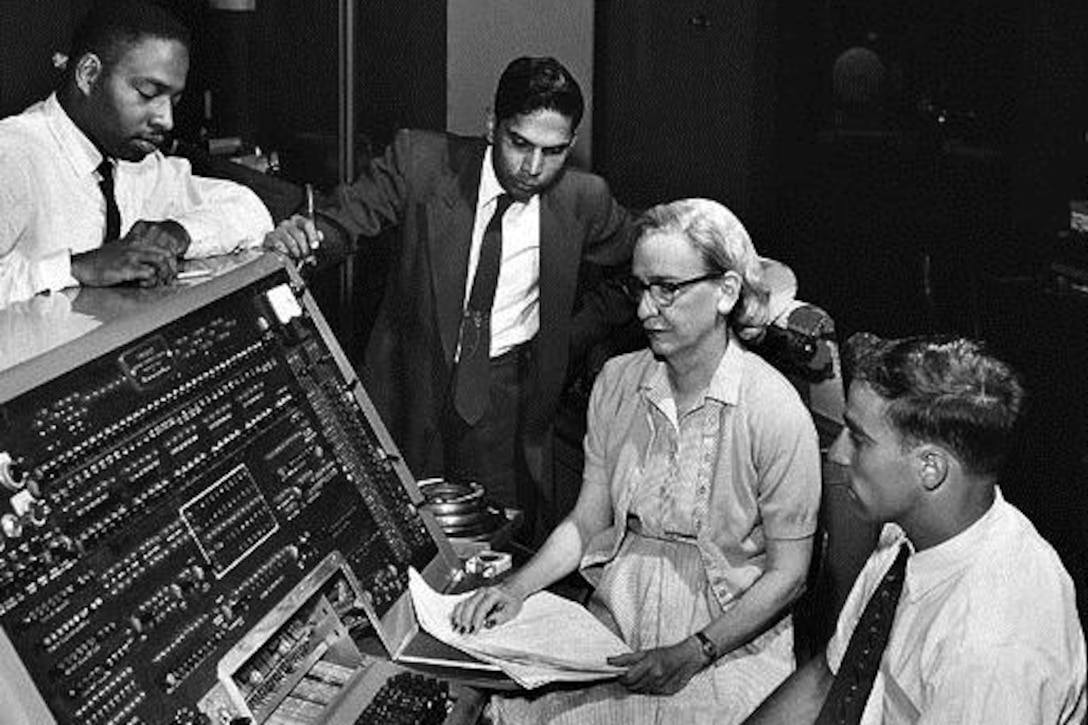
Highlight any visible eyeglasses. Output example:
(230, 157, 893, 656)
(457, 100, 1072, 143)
(622, 272, 723, 308)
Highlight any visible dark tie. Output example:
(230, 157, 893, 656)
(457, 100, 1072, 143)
(453, 194, 514, 425)
(97, 159, 121, 243)
(815, 544, 909, 725)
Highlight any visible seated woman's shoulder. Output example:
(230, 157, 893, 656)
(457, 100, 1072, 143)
(597, 348, 657, 386)
(739, 348, 809, 406)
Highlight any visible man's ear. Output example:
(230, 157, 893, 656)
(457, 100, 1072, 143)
(916, 445, 949, 491)
(486, 112, 496, 144)
(73, 53, 103, 96)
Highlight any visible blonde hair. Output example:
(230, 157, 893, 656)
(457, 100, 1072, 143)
(638, 198, 770, 341)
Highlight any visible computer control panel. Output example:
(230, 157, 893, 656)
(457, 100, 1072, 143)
(0, 259, 458, 724)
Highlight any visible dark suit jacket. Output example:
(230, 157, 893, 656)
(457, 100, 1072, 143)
(323, 129, 637, 489)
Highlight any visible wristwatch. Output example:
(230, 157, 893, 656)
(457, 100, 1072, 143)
(693, 630, 717, 664)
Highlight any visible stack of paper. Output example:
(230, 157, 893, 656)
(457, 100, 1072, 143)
(407, 568, 631, 689)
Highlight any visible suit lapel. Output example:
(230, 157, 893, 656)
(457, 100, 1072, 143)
(538, 190, 579, 351)
(430, 140, 486, 363)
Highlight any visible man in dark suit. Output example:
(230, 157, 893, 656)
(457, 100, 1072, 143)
(267, 57, 637, 542)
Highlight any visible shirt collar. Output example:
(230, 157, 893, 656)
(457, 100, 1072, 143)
(706, 334, 744, 406)
(478, 147, 506, 209)
(638, 333, 746, 410)
(903, 487, 1010, 601)
(43, 92, 105, 180)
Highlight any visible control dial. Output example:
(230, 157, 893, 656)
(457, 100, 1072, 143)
(0, 452, 27, 492)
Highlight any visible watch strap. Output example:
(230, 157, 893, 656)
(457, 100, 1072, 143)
(693, 630, 717, 664)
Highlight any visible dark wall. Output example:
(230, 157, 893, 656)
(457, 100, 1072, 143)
(0, 0, 64, 116)
(0, 0, 90, 118)
(353, 0, 446, 150)
(592, 0, 780, 229)
(221, 0, 446, 188)
(1013, 0, 1088, 240)
(0, 0, 446, 189)
(760, 0, 1088, 339)
(0, 0, 213, 135)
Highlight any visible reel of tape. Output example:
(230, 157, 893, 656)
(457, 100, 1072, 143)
(417, 479, 502, 540)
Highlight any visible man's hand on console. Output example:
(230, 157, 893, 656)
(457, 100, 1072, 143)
(450, 584, 524, 635)
(263, 214, 322, 263)
(125, 219, 191, 258)
(607, 637, 706, 695)
(71, 240, 179, 289)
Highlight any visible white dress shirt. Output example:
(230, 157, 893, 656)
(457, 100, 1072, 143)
(461, 147, 540, 358)
(0, 94, 273, 308)
(826, 490, 1087, 724)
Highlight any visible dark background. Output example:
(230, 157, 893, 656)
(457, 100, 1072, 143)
(2, 0, 1085, 626)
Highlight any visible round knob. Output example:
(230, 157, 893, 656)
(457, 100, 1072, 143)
(182, 564, 206, 583)
(1, 513, 23, 539)
(0, 453, 26, 492)
(49, 535, 78, 560)
(25, 500, 49, 527)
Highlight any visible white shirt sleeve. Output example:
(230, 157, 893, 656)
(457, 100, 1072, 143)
(122, 154, 273, 258)
(917, 644, 1071, 725)
(0, 152, 76, 306)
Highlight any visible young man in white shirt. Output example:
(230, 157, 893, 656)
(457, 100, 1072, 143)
(743, 333, 1086, 724)
(0, 1, 307, 308)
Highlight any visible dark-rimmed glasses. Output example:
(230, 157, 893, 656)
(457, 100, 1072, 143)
(622, 272, 723, 307)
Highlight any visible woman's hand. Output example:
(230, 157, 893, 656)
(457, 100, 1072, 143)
(607, 636, 706, 695)
(449, 584, 524, 635)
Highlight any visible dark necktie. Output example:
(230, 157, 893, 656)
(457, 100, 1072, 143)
(453, 194, 514, 425)
(815, 544, 909, 725)
(97, 159, 121, 243)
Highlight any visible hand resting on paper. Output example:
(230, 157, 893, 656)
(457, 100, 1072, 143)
(607, 636, 706, 695)
(450, 583, 524, 635)
(451, 582, 705, 694)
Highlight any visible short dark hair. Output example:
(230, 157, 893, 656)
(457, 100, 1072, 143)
(844, 333, 1025, 477)
(493, 56, 584, 128)
(67, 1, 191, 81)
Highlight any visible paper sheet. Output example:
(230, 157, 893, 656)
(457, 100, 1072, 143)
(408, 567, 631, 689)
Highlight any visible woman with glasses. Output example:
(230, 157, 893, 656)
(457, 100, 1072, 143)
(452, 198, 821, 724)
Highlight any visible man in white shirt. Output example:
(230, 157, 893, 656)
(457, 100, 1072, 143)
(744, 333, 1086, 725)
(0, 1, 298, 309)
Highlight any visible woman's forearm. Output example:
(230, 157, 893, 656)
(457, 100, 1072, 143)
(502, 516, 590, 600)
(699, 536, 812, 657)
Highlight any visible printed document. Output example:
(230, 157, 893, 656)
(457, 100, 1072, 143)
(408, 567, 631, 689)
